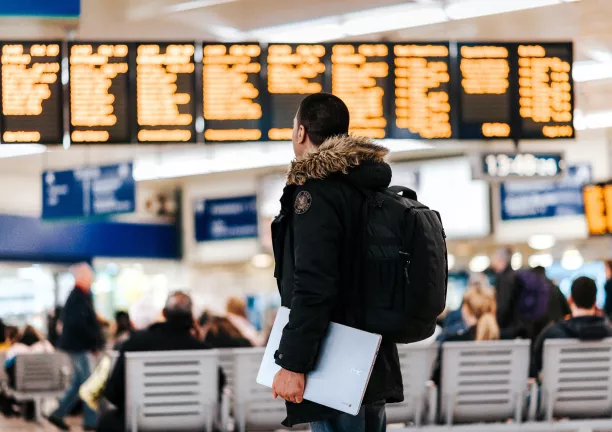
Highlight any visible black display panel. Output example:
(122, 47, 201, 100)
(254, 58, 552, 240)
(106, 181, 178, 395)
(331, 43, 389, 139)
(390, 43, 453, 140)
(517, 43, 574, 139)
(69, 43, 131, 144)
(0, 42, 63, 144)
(455, 42, 516, 140)
(266, 44, 328, 141)
(203, 43, 263, 142)
(135, 43, 196, 143)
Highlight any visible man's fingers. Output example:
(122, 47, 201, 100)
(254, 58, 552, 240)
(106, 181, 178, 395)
(272, 390, 278, 399)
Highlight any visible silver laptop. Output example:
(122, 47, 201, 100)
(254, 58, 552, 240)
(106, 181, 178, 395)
(256, 307, 382, 416)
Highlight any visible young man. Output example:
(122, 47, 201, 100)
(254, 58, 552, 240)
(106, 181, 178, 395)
(271, 93, 402, 431)
(531, 276, 612, 377)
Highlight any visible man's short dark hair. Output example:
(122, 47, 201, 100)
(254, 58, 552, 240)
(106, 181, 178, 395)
(297, 93, 350, 145)
(571, 276, 597, 309)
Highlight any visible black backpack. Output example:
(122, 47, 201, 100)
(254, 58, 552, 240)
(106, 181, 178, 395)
(353, 185, 448, 344)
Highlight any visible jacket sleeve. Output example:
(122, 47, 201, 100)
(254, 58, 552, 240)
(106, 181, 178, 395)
(275, 184, 342, 373)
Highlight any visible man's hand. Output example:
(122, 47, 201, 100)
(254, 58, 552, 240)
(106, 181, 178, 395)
(272, 368, 305, 404)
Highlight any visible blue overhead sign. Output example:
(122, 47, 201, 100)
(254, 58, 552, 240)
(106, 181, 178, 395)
(42, 163, 135, 220)
(0, 0, 80, 18)
(500, 164, 592, 221)
(194, 195, 258, 242)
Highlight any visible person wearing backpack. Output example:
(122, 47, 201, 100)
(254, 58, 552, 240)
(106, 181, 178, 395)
(270, 93, 447, 431)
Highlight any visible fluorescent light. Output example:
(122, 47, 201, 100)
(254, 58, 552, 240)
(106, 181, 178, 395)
(230, 0, 579, 43)
(0, 144, 46, 159)
(447, 254, 456, 271)
(165, 0, 238, 13)
(511, 252, 523, 270)
(561, 249, 584, 270)
(573, 60, 612, 82)
(341, 5, 447, 36)
(528, 234, 556, 250)
(528, 253, 554, 268)
(248, 18, 343, 43)
(444, 0, 561, 20)
(469, 255, 490, 273)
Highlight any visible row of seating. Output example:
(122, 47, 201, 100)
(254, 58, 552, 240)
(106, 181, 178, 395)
(4, 339, 612, 431)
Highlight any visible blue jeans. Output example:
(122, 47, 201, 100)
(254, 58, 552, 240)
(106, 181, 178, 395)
(311, 401, 386, 432)
(52, 352, 98, 427)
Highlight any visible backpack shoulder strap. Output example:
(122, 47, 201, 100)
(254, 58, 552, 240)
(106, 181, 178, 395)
(388, 185, 418, 200)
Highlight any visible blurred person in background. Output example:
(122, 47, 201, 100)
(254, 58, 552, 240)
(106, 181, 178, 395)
(226, 296, 264, 346)
(0, 319, 10, 351)
(492, 247, 519, 330)
(5, 325, 19, 348)
(112, 311, 133, 347)
(98, 291, 214, 432)
(48, 306, 63, 347)
(432, 282, 500, 384)
(440, 273, 491, 336)
(199, 311, 252, 348)
(532, 266, 571, 334)
(5, 325, 54, 420)
(80, 298, 161, 412)
(604, 260, 612, 318)
(531, 276, 612, 378)
(48, 263, 104, 431)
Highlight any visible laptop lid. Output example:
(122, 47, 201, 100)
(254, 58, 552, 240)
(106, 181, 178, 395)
(257, 307, 382, 415)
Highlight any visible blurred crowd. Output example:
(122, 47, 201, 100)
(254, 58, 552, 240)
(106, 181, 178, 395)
(434, 248, 612, 383)
(1, 254, 612, 430)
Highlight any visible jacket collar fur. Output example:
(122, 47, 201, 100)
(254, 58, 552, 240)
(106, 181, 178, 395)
(286, 135, 389, 186)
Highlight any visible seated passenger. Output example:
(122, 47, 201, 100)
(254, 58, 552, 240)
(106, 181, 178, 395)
(112, 311, 133, 348)
(4, 326, 54, 420)
(437, 274, 496, 342)
(0, 320, 13, 351)
(226, 296, 264, 346)
(432, 283, 500, 384)
(531, 276, 612, 378)
(199, 312, 252, 348)
(98, 292, 213, 432)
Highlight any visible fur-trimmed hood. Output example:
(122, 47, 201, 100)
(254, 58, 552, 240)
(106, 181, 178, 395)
(287, 135, 390, 186)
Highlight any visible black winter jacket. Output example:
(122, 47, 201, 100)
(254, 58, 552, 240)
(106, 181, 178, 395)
(531, 315, 612, 377)
(272, 136, 403, 426)
(59, 287, 104, 353)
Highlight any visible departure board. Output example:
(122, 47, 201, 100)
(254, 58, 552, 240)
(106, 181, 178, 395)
(0, 42, 63, 144)
(203, 43, 263, 142)
(391, 43, 452, 140)
(69, 43, 130, 143)
(456, 43, 514, 139)
(267, 44, 327, 141)
(331, 43, 389, 139)
(135, 43, 196, 143)
(583, 183, 612, 236)
(518, 43, 574, 139)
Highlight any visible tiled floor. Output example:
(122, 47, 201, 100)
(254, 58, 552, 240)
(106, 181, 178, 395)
(0, 416, 86, 431)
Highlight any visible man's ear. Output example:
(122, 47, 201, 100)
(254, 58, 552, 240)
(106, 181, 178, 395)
(297, 125, 306, 145)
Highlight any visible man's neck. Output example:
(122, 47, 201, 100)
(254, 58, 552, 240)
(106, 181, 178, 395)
(572, 308, 596, 318)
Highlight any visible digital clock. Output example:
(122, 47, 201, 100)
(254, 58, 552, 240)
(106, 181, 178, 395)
(473, 152, 565, 181)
